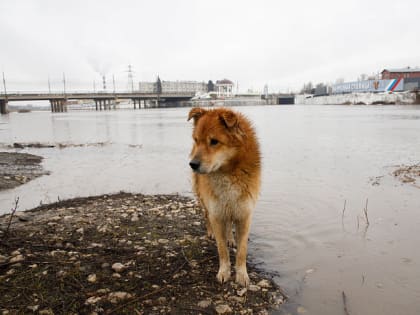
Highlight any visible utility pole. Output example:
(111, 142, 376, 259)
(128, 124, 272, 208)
(112, 74, 116, 94)
(63, 72, 66, 95)
(93, 80, 96, 93)
(2, 72, 7, 96)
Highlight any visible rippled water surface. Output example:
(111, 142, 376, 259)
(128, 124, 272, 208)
(1, 105, 420, 315)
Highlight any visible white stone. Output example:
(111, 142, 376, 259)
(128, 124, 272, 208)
(257, 279, 271, 288)
(215, 304, 232, 314)
(87, 274, 97, 283)
(10, 255, 24, 263)
(248, 284, 260, 292)
(85, 296, 102, 305)
(11, 250, 21, 256)
(112, 262, 126, 272)
(108, 291, 133, 304)
(197, 299, 212, 308)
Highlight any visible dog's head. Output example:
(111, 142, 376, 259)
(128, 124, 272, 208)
(187, 107, 244, 174)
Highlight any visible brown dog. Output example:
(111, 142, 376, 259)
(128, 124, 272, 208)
(188, 107, 261, 286)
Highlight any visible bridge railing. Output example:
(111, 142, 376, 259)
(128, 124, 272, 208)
(0, 90, 196, 95)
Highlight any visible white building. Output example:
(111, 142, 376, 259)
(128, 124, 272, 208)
(216, 79, 234, 98)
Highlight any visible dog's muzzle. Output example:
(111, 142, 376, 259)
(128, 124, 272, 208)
(189, 159, 201, 171)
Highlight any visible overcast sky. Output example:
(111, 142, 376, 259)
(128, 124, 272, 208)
(1, 0, 419, 93)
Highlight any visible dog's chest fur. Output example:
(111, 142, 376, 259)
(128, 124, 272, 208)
(203, 173, 253, 220)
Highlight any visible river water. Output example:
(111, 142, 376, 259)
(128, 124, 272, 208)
(1, 105, 419, 315)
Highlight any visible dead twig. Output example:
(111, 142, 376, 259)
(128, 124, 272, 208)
(2, 197, 19, 239)
(342, 291, 351, 315)
(363, 198, 370, 226)
(342, 200, 347, 218)
(341, 200, 347, 230)
(181, 247, 192, 266)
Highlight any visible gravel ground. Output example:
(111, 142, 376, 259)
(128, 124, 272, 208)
(0, 192, 286, 314)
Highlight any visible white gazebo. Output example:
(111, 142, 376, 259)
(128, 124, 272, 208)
(215, 79, 234, 98)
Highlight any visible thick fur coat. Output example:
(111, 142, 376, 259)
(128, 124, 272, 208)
(188, 107, 261, 286)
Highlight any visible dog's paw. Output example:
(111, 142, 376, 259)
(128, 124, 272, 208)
(216, 266, 231, 284)
(207, 231, 215, 239)
(235, 269, 250, 287)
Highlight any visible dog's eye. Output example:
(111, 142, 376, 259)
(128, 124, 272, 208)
(210, 138, 219, 146)
(193, 137, 198, 143)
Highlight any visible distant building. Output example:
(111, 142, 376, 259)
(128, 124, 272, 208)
(138, 81, 155, 93)
(138, 80, 207, 93)
(332, 79, 404, 94)
(381, 67, 420, 79)
(216, 79, 234, 98)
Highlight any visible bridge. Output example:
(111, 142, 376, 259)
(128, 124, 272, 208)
(0, 91, 195, 114)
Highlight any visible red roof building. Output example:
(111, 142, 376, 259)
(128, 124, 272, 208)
(381, 67, 420, 79)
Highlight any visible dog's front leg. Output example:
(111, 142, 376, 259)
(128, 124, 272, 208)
(209, 214, 231, 283)
(235, 213, 252, 287)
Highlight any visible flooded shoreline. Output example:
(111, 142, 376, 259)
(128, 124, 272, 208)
(1, 105, 420, 315)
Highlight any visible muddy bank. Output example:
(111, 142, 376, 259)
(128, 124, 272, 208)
(0, 193, 285, 314)
(0, 152, 49, 191)
(1, 142, 111, 150)
(392, 163, 420, 185)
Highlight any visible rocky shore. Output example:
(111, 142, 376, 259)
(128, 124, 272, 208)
(0, 193, 285, 314)
(0, 152, 49, 191)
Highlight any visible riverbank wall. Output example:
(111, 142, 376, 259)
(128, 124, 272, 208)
(295, 92, 419, 105)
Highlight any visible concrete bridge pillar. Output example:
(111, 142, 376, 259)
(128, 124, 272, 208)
(50, 99, 56, 112)
(60, 99, 67, 112)
(0, 99, 8, 114)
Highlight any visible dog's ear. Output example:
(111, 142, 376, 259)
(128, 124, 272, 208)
(188, 107, 206, 123)
(219, 110, 238, 129)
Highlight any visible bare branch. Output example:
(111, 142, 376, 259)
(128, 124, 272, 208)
(2, 197, 20, 239)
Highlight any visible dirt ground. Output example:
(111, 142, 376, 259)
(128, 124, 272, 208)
(0, 152, 49, 191)
(0, 193, 285, 315)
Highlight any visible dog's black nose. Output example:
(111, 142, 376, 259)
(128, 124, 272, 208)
(189, 160, 201, 170)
